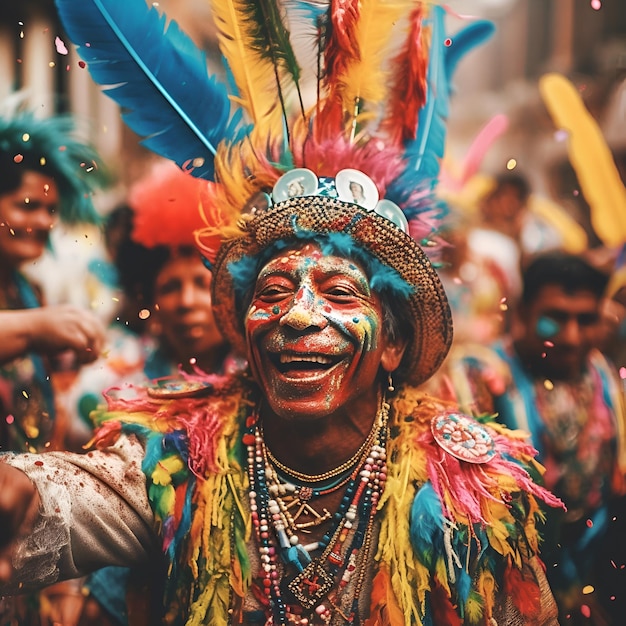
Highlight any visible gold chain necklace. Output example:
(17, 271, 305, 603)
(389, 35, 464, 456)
(262, 392, 385, 484)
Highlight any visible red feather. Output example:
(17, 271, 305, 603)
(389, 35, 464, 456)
(430, 579, 463, 626)
(366, 566, 405, 626)
(383, 4, 428, 144)
(313, 0, 361, 141)
(503, 564, 541, 618)
(323, 0, 361, 89)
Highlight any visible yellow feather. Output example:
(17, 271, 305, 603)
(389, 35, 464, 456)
(340, 0, 413, 119)
(151, 456, 185, 486)
(210, 0, 284, 134)
(464, 592, 484, 624)
(477, 570, 497, 620)
(539, 73, 626, 248)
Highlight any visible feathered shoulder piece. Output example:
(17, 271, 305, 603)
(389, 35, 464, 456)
(89, 370, 254, 624)
(374, 387, 564, 625)
(54, 0, 494, 259)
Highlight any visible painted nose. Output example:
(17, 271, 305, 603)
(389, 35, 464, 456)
(179, 281, 199, 308)
(279, 287, 328, 331)
(30, 207, 56, 231)
(560, 317, 582, 346)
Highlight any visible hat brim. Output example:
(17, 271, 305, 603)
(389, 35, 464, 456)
(211, 195, 453, 386)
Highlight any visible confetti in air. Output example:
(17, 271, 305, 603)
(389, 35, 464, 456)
(55, 36, 69, 55)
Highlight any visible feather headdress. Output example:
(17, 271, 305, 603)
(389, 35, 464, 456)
(54, 0, 493, 386)
(55, 0, 493, 244)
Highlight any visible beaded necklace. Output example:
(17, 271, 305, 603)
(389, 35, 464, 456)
(245, 393, 390, 625)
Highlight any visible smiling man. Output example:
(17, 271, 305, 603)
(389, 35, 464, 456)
(0, 1, 566, 624)
(444, 251, 626, 625)
(0, 179, 566, 625)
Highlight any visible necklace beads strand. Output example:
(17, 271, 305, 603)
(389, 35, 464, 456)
(245, 397, 389, 625)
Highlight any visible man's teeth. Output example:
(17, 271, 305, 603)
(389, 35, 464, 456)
(279, 354, 333, 365)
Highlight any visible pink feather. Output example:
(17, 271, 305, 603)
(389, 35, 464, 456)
(458, 113, 509, 187)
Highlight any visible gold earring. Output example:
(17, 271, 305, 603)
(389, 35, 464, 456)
(387, 372, 394, 392)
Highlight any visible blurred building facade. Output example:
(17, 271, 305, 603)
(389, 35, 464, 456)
(0, 0, 624, 229)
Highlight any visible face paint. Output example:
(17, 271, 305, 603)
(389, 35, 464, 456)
(536, 315, 560, 339)
(245, 242, 394, 421)
(522, 285, 602, 380)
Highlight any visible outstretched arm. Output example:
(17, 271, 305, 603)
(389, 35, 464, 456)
(0, 462, 40, 582)
(0, 435, 158, 594)
(0, 305, 106, 366)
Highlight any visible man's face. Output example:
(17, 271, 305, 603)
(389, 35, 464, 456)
(153, 253, 224, 362)
(0, 171, 59, 267)
(245, 243, 403, 420)
(517, 284, 601, 380)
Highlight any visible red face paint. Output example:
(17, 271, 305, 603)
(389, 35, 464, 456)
(246, 243, 391, 421)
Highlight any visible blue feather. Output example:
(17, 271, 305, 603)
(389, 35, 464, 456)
(54, 0, 239, 180)
(456, 566, 472, 605)
(390, 12, 494, 202)
(162, 430, 190, 466)
(445, 21, 495, 80)
(410, 482, 444, 569)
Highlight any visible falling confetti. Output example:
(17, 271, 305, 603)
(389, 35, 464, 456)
(138, 308, 151, 320)
(543, 379, 554, 390)
(506, 158, 517, 170)
(6, 415, 14, 425)
(13, 153, 23, 163)
(582, 585, 594, 594)
(55, 36, 68, 55)
(591, 0, 602, 9)
(580, 605, 591, 618)
(619, 366, 626, 379)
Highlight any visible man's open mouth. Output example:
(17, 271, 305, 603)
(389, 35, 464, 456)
(270, 352, 341, 376)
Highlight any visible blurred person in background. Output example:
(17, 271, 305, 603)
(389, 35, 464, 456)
(439, 251, 626, 625)
(0, 105, 108, 625)
(63, 161, 244, 626)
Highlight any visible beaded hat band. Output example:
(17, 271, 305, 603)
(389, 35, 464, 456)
(212, 194, 453, 387)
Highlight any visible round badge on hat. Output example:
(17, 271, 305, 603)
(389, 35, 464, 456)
(431, 413, 496, 464)
(272, 168, 318, 202)
(335, 169, 379, 210)
(375, 199, 409, 233)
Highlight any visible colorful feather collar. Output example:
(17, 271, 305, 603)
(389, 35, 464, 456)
(91, 376, 562, 625)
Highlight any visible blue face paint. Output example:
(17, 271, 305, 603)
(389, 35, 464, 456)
(536, 315, 560, 339)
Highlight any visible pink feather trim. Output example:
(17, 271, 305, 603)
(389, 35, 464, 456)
(418, 414, 564, 525)
(99, 370, 242, 477)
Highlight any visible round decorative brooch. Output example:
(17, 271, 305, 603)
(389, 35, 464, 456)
(431, 413, 496, 464)
(147, 377, 214, 399)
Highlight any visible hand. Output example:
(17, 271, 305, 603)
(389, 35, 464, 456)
(0, 462, 40, 582)
(29, 305, 106, 365)
(40, 579, 87, 626)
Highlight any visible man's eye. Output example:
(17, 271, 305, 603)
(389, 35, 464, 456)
(326, 287, 354, 298)
(578, 314, 599, 326)
(157, 281, 180, 296)
(257, 286, 291, 301)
